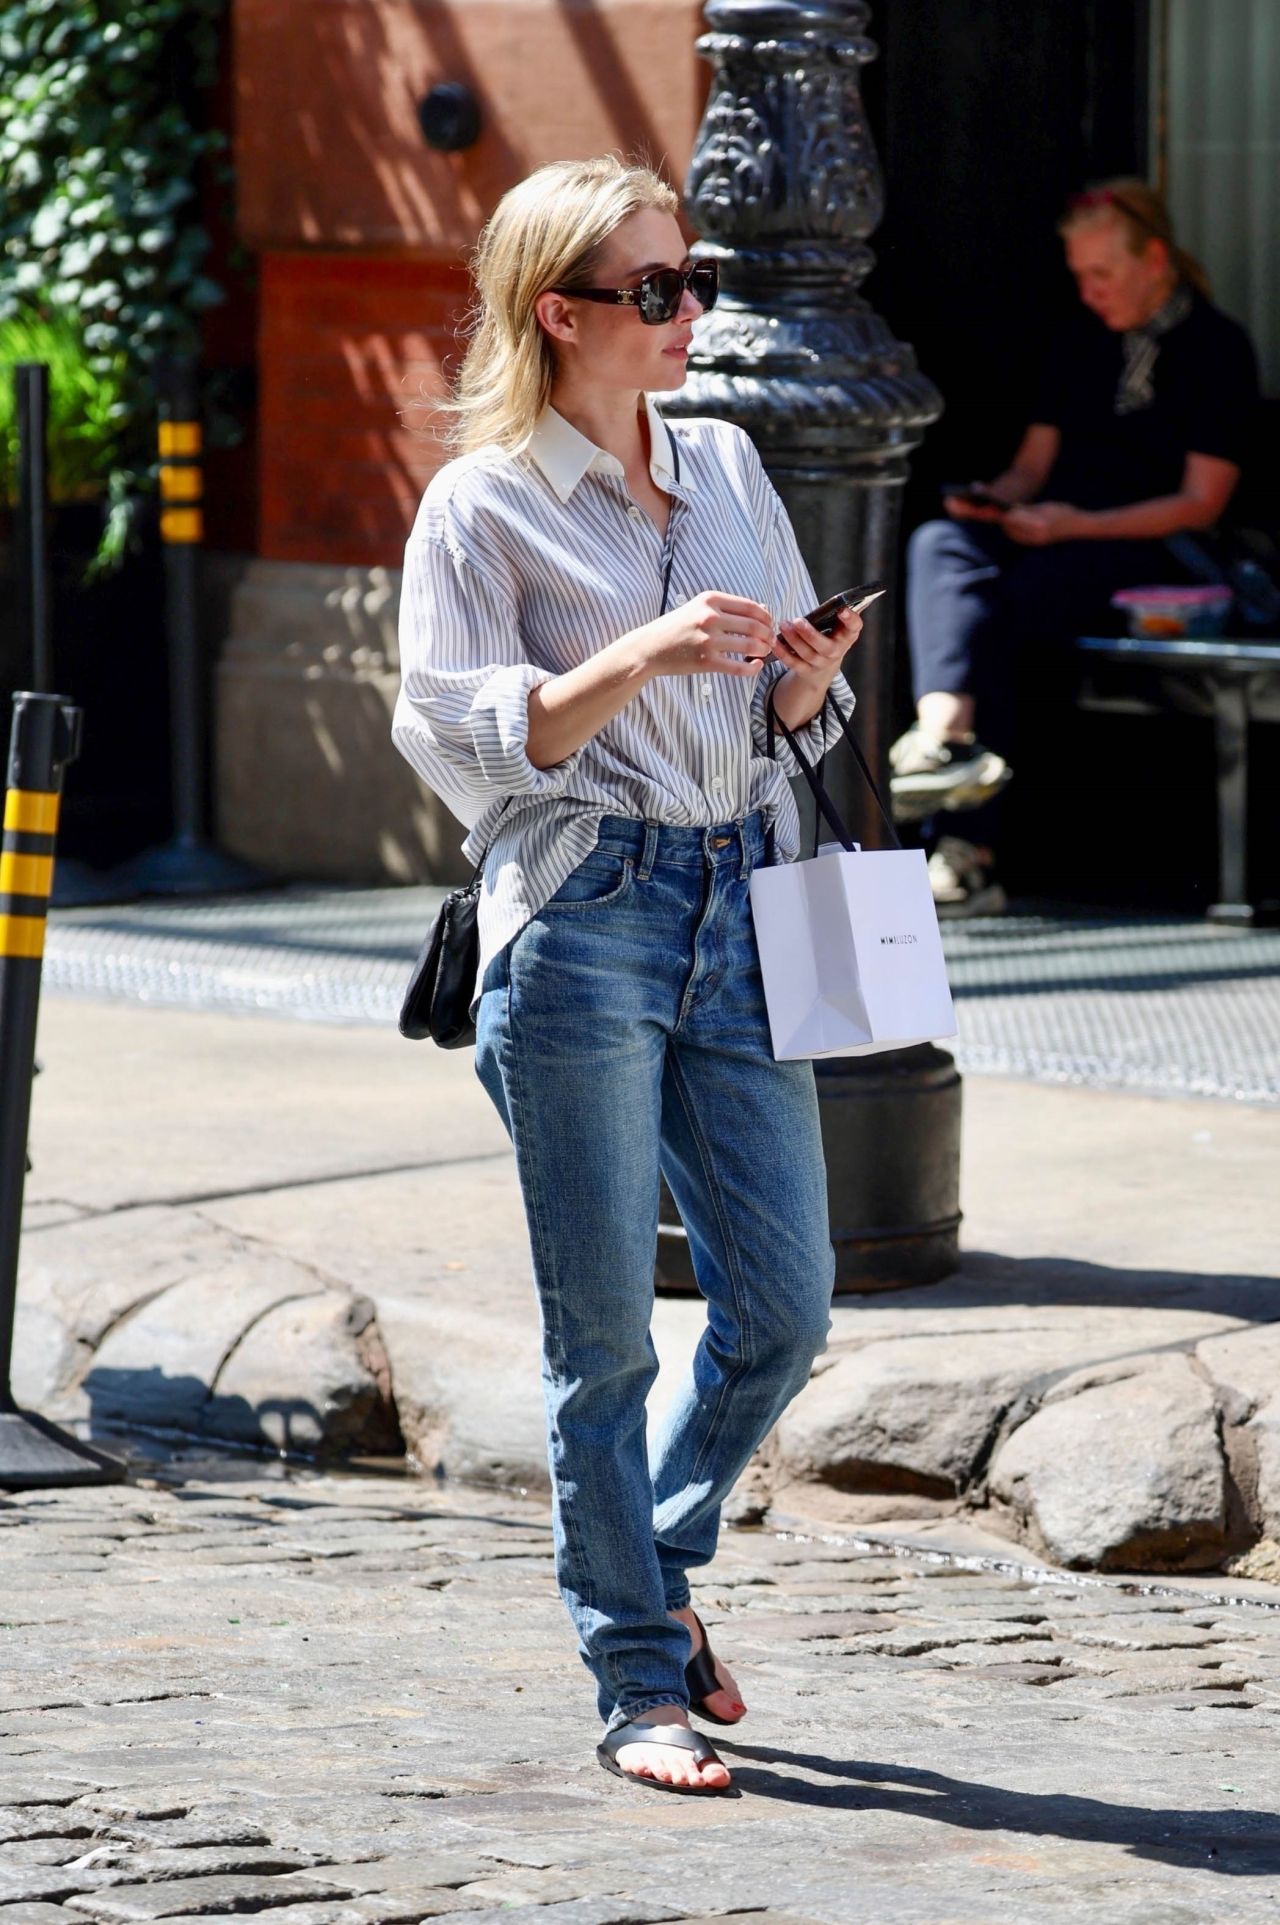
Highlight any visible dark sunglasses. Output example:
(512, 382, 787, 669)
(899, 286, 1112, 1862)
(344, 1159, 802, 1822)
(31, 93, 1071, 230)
(550, 259, 719, 326)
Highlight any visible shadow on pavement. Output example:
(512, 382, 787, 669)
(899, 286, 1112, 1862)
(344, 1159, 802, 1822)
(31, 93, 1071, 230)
(829, 1253, 1280, 1320)
(719, 1742, 1280, 1874)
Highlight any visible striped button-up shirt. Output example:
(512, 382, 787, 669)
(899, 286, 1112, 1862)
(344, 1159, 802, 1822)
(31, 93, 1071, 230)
(392, 395, 854, 989)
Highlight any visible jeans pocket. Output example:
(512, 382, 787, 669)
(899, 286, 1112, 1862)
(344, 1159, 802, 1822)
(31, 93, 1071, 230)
(544, 852, 636, 911)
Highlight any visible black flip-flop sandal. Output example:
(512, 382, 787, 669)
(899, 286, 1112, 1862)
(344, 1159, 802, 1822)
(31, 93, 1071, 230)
(685, 1611, 740, 1727)
(596, 1718, 737, 1796)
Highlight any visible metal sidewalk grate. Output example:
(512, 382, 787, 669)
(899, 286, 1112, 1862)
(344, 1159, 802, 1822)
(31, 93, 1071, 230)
(43, 886, 1280, 1107)
(940, 908, 1280, 1106)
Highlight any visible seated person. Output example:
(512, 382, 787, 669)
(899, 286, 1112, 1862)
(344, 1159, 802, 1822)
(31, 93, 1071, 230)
(891, 178, 1260, 915)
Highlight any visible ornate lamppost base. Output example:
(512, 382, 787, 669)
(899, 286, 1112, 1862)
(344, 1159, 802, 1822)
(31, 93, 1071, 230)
(655, 0, 959, 1299)
(656, 1045, 961, 1296)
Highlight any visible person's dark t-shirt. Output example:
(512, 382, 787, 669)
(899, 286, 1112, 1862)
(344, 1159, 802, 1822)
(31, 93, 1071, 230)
(1032, 291, 1259, 511)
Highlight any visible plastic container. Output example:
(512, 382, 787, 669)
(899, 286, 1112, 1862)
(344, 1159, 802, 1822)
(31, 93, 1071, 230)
(1110, 584, 1234, 640)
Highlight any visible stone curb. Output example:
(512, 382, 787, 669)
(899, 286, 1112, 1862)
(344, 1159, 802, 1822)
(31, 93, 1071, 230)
(14, 995, 1280, 1581)
(15, 1207, 404, 1463)
(15, 1194, 1280, 1577)
(773, 1318, 1280, 1574)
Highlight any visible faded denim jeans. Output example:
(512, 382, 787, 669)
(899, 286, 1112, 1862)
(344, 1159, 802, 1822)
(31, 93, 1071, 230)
(475, 813, 835, 1733)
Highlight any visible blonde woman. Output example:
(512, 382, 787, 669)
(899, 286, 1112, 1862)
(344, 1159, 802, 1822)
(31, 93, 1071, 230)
(392, 157, 861, 1796)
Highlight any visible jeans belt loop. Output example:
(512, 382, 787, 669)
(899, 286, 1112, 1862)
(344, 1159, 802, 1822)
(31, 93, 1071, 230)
(738, 814, 752, 882)
(638, 819, 660, 882)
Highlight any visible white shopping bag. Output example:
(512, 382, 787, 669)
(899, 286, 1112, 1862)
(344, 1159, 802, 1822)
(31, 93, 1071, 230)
(750, 843, 957, 1061)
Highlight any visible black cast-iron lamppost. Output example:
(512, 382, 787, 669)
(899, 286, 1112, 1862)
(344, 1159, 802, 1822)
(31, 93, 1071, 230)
(660, 0, 963, 1291)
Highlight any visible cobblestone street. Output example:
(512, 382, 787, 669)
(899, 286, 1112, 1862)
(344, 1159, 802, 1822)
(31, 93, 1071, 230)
(3, 1461, 1279, 1924)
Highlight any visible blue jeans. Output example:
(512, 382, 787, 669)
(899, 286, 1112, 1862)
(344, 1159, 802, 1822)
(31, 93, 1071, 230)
(905, 518, 1190, 846)
(475, 813, 834, 1732)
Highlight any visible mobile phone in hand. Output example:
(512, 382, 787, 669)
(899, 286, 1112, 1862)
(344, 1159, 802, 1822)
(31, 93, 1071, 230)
(942, 483, 1007, 512)
(798, 582, 886, 636)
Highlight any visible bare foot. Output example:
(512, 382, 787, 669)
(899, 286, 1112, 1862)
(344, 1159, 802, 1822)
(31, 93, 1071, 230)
(670, 1605, 747, 1724)
(612, 1703, 732, 1791)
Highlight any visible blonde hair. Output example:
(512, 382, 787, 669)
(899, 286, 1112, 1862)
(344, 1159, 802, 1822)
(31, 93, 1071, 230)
(1058, 178, 1211, 298)
(444, 156, 679, 455)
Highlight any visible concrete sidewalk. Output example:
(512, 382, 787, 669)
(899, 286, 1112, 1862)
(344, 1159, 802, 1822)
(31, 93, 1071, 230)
(13, 994, 1280, 1576)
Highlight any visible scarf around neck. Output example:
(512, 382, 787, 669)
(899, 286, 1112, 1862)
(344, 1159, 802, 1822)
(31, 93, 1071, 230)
(1115, 281, 1193, 416)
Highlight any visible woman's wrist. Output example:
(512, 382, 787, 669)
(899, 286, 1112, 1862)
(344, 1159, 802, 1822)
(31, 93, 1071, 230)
(608, 630, 660, 688)
(771, 665, 833, 731)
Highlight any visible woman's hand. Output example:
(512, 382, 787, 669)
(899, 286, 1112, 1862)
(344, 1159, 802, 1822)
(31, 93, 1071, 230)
(772, 605, 864, 696)
(632, 592, 776, 680)
(1003, 501, 1091, 545)
(767, 605, 863, 733)
(528, 595, 860, 772)
(528, 591, 780, 770)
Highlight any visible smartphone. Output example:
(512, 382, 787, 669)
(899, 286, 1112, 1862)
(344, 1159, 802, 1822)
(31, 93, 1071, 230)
(942, 483, 1007, 512)
(799, 582, 886, 635)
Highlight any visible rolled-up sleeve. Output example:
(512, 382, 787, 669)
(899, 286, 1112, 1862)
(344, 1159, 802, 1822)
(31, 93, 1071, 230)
(391, 533, 585, 829)
(749, 483, 855, 777)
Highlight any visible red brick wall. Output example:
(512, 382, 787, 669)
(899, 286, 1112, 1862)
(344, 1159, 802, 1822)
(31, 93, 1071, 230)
(235, 0, 706, 255)
(234, 0, 710, 568)
(200, 15, 259, 555)
(234, 0, 709, 569)
(259, 253, 468, 568)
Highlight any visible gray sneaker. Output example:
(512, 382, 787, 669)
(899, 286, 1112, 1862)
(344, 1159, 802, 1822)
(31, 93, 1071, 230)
(889, 725, 1012, 822)
(928, 837, 1008, 919)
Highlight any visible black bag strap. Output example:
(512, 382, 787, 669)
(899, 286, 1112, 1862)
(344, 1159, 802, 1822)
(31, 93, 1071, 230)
(658, 422, 681, 617)
(764, 679, 901, 862)
(465, 795, 511, 885)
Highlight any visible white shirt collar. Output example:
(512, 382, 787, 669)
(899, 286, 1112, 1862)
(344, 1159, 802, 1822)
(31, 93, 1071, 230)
(526, 395, 684, 505)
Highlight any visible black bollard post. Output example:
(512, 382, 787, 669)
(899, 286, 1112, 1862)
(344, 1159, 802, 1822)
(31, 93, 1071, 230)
(14, 366, 53, 696)
(108, 358, 263, 896)
(0, 691, 126, 1487)
(659, 0, 962, 1294)
(13, 365, 122, 909)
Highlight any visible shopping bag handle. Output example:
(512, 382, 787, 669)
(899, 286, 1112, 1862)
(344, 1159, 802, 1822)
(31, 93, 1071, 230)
(764, 678, 901, 860)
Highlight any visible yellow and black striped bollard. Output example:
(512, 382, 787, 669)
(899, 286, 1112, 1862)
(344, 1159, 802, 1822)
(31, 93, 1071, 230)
(1, 778, 57, 964)
(156, 384, 207, 851)
(158, 412, 204, 549)
(0, 690, 124, 1485)
(114, 358, 260, 893)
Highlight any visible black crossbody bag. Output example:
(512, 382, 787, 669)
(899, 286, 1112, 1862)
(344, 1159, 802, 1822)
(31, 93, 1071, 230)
(399, 426, 682, 1046)
(397, 862, 489, 1046)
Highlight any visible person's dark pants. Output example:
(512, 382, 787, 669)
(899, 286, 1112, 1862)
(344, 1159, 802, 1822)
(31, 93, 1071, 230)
(905, 518, 1188, 852)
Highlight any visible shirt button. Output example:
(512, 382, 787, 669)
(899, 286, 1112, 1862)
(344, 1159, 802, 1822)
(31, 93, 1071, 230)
(710, 775, 725, 794)
(627, 505, 643, 522)
(699, 681, 713, 702)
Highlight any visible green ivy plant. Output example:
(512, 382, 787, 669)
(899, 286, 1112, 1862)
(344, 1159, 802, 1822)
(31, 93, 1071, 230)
(0, 0, 227, 566)
(0, 308, 136, 571)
